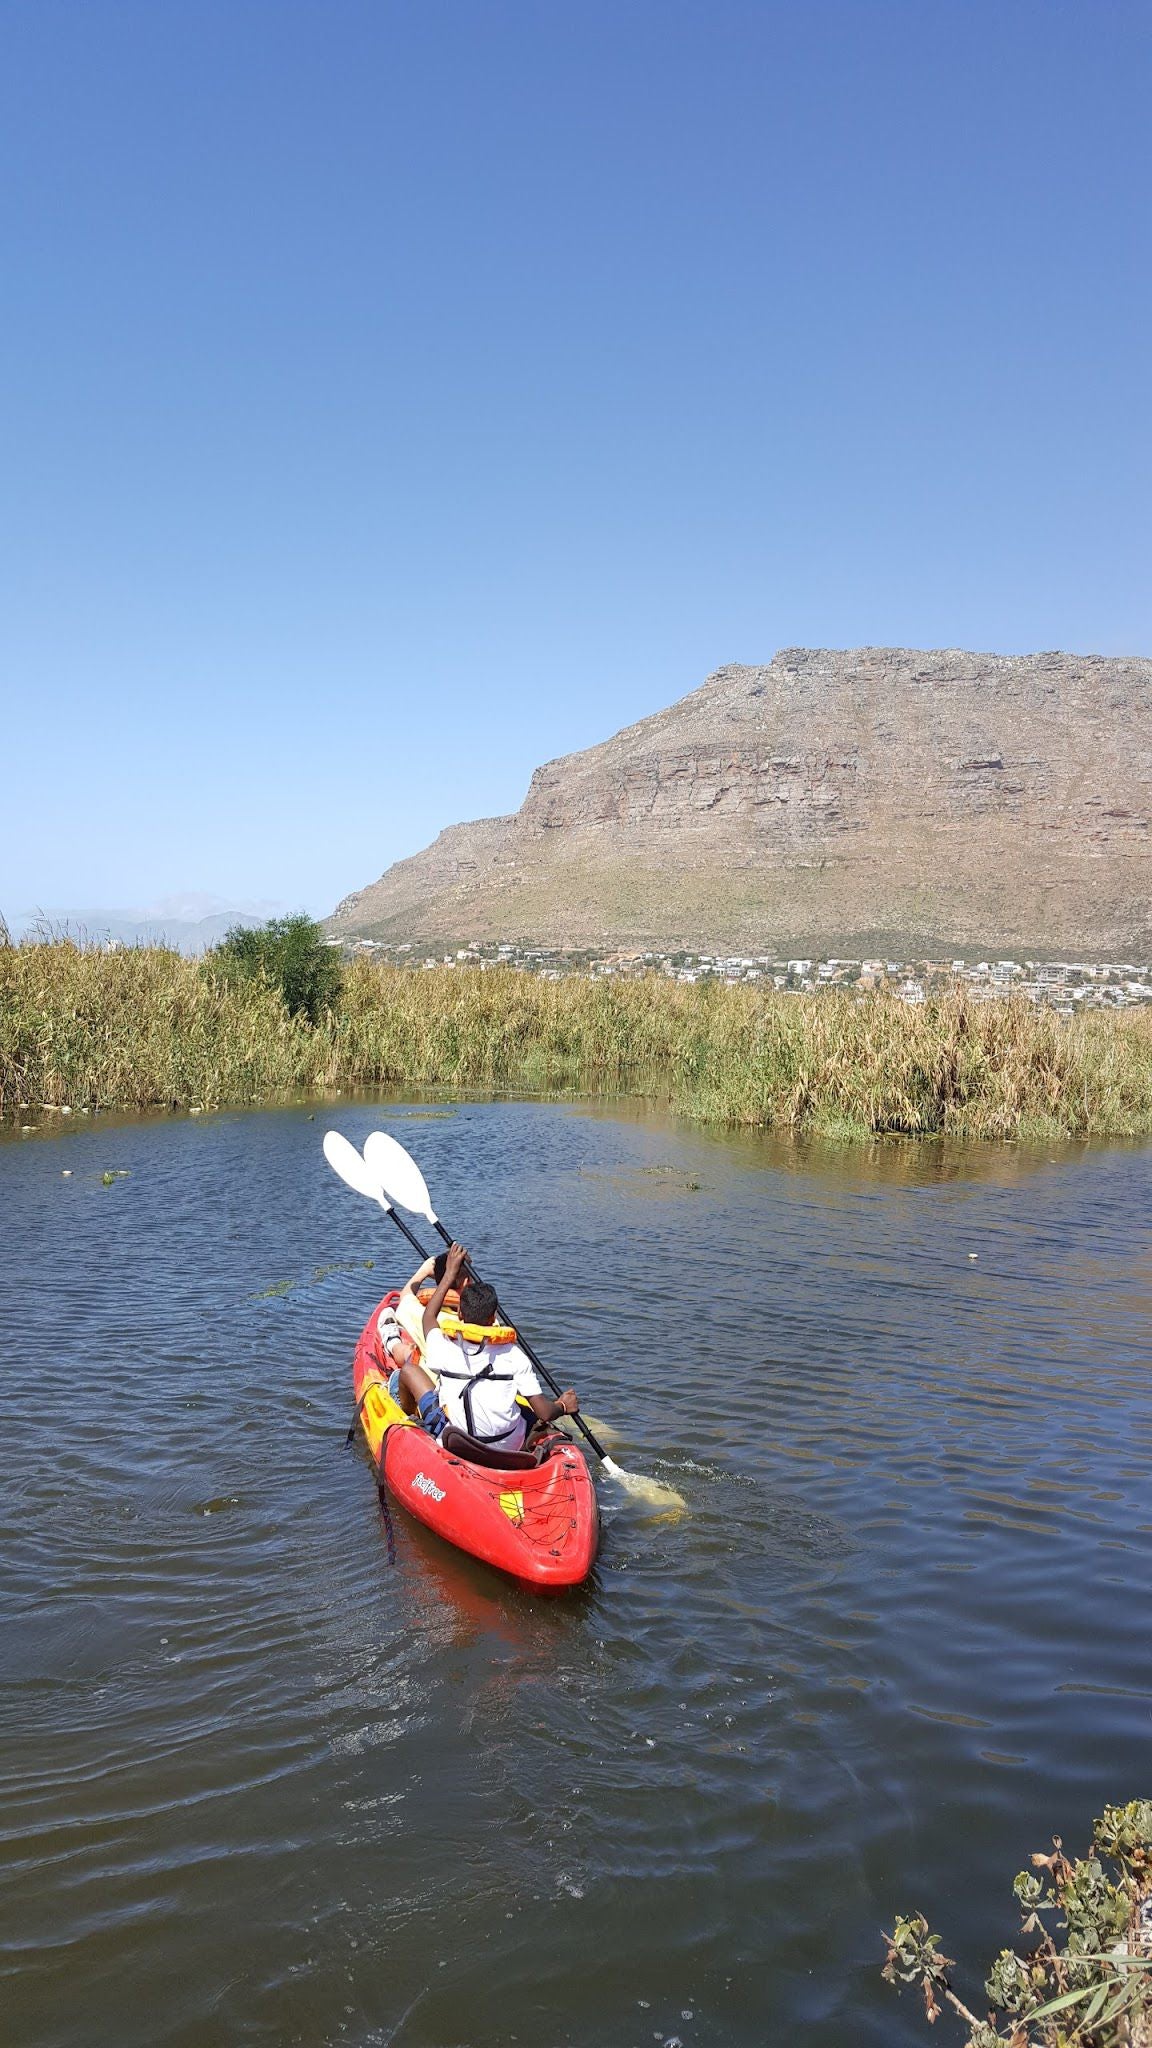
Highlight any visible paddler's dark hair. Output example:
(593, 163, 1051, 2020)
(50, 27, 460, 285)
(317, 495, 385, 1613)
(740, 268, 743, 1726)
(432, 1250, 451, 1284)
(460, 1279, 498, 1328)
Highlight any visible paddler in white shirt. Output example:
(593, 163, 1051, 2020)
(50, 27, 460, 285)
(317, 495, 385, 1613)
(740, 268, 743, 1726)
(392, 1241, 579, 1451)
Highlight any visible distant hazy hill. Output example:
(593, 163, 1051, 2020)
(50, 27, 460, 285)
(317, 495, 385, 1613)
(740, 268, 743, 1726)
(15, 903, 268, 955)
(327, 648, 1152, 959)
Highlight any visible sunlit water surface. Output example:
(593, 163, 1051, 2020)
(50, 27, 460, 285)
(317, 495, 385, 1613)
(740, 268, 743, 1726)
(2, 1100, 1150, 2046)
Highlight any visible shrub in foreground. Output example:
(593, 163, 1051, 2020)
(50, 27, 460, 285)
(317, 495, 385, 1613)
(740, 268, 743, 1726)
(883, 1801, 1152, 2044)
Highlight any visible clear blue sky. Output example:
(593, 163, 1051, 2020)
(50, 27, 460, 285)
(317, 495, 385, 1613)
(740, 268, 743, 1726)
(2, 0, 1148, 921)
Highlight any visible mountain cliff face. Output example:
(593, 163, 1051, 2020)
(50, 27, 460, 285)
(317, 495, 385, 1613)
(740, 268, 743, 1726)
(327, 648, 1152, 957)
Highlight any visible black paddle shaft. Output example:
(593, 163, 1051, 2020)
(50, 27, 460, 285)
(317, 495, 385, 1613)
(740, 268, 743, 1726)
(428, 1218, 611, 1464)
(382, 1205, 430, 1263)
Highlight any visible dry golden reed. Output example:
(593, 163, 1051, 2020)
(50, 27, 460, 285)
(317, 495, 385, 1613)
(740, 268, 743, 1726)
(3, 942, 1152, 1141)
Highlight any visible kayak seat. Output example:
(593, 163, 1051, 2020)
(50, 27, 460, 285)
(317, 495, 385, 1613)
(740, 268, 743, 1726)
(440, 1424, 540, 1473)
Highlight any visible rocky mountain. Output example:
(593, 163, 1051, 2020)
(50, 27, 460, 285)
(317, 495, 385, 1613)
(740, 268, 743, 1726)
(327, 648, 1152, 959)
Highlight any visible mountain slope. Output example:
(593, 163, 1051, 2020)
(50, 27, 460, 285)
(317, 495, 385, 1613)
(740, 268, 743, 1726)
(327, 648, 1152, 957)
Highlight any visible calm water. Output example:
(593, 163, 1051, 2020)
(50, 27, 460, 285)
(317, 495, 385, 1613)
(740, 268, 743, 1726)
(2, 1100, 1151, 2047)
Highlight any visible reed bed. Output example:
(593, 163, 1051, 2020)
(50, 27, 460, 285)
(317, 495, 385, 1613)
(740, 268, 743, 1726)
(3, 941, 1152, 1141)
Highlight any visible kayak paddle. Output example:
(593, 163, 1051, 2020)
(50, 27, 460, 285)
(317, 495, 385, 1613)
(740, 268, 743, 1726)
(323, 1129, 438, 1445)
(361, 1128, 684, 1513)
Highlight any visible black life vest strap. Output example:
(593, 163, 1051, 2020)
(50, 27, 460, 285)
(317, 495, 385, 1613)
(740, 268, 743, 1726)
(436, 1358, 519, 1445)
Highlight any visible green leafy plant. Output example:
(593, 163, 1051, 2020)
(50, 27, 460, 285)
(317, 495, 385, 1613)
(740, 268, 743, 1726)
(882, 1803, 1152, 2045)
(212, 915, 342, 1024)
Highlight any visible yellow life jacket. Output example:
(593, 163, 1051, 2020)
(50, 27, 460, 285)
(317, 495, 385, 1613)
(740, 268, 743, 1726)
(416, 1284, 461, 1311)
(437, 1309, 517, 1347)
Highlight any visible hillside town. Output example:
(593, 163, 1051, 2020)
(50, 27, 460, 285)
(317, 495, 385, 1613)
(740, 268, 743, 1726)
(338, 937, 1152, 1011)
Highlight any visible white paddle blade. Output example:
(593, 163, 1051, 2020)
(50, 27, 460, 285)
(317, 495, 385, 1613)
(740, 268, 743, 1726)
(601, 1456, 686, 1519)
(322, 1129, 391, 1208)
(363, 1130, 438, 1224)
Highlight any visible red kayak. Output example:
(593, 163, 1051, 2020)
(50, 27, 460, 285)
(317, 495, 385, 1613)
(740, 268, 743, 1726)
(351, 1294, 600, 1590)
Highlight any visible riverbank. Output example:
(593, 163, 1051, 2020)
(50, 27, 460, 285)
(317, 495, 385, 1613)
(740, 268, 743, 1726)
(3, 939, 1152, 1139)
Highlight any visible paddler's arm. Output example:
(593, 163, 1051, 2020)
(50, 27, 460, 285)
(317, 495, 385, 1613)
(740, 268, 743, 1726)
(399, 1254, 438, 1301)
(527, 1389, 579, 1424)
(422, 1242, 467, 1340)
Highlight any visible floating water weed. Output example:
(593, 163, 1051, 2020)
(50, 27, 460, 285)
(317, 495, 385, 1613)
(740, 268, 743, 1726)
(251, 1257, 377, 1301)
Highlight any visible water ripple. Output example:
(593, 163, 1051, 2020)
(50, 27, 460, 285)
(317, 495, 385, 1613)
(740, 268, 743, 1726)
(2, 1104, 1151, 2046)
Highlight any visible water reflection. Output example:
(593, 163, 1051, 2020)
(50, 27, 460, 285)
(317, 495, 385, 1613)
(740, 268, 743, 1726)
(581, 1094, 1108, 1186)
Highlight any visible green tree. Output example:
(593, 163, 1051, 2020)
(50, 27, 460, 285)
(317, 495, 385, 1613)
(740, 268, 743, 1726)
(214, 915, 343, 1023)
